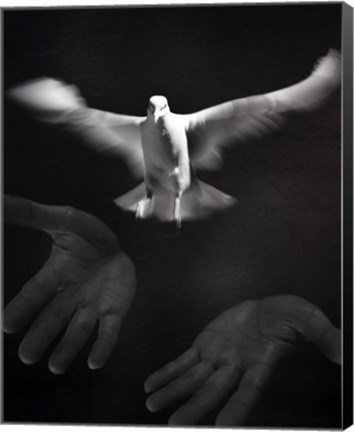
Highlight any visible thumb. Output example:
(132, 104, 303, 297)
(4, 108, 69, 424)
(4, 195, 42, 229)
(304, 306, 341, 365)
(4, 195, 119, 252)
(4, 195, 69, 232)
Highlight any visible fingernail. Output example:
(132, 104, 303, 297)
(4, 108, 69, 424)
(48, 362, 65, 375)
(146, 398, 158, 413)
(88, 361, 100, 370)
(18, 347, 38, 365)
(18, 354, 36, 365)
(144, 381, 152, 393)
(168, 416, 180, 426)
(2, 320, 17, 334)
(88, 357, 103, 370)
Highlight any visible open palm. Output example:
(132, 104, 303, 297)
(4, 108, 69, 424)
(145, 295, 340, 426)
(3, 195, 136, 374)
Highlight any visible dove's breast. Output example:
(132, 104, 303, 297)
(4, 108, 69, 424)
(140, 113, 190, 194)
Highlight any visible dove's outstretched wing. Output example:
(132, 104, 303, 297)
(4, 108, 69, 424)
(7, 78, 145, 178)
(185, 49, 341, 171)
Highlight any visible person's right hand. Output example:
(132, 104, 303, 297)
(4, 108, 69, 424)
(3, 195, 136, 374)
(145, 295, 340, 426)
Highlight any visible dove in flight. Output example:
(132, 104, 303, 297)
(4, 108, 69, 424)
(7, 50, 341, 226)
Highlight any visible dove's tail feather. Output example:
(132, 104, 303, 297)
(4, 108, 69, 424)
(114, 183, 147, 212)
(114, 180, 236, 223)
(179, 180, 236, 221)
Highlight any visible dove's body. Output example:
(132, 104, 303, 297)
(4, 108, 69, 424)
(141, 111, 190, 196)
(138, 108, 190, 224)
(7, 50, 341, 225)
(115, 97, 234, 225)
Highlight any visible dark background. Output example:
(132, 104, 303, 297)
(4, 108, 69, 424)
(3, 4, 342, 427)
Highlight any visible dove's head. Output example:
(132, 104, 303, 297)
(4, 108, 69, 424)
(147, 95, 170, 121)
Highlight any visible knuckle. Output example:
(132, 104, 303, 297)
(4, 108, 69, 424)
(26, 200, 36, 224)
(187, 397, 204, 411)
(207, 379, 224, 392)
(247, 373, 266, 390)
(202, 358, 217, 373)
(17, 293, 37, 313)
(169, 380, 183, 395)
(28, 275, 48, 295)
(74, 319, 95, 336)
(99, 330, 117, 346)
(63, 336, 82, 351)
(98, 335, 115, 347)
(50, 304, 69, 323)
(36, 324, 56, 341)
(163, 362, 175, 374)
(62, 205, 78, 224)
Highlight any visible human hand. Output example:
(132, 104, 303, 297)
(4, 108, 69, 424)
(145, 295, 340, 426)
(3, 195, 136, 374)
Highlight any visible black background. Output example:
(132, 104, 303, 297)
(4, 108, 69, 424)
(3, 4, 342, 427)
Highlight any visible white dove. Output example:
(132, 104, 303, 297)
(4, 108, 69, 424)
(7, 50, 341, 226)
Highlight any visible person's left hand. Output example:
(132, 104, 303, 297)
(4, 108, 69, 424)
(144, 295, 340, 426)
(3, 195, 136, 374)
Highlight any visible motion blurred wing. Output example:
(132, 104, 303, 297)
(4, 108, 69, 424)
(185, 49, 341, 171)
(7, 78, 145, 178)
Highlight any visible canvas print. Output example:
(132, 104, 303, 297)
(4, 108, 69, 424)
(2, 3, 347, 428)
